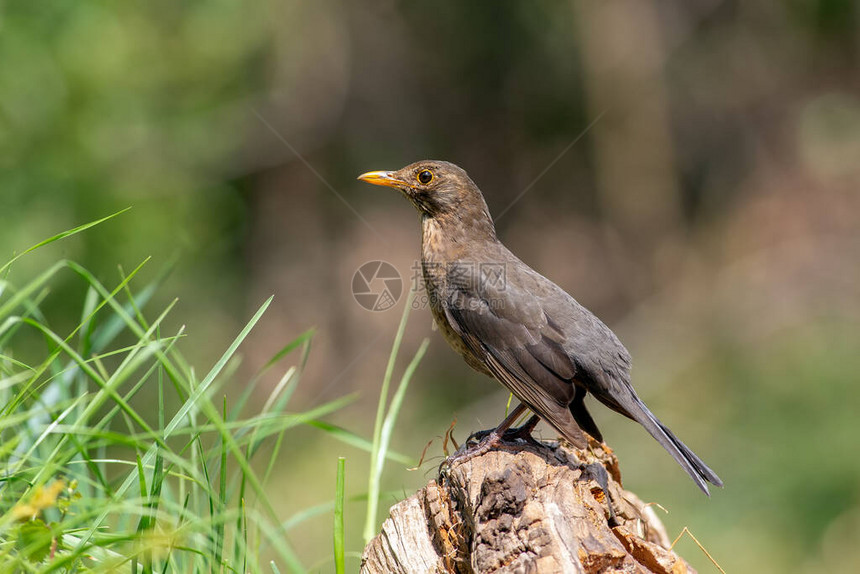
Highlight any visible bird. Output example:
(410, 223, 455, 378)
(358, 160, 723, 495)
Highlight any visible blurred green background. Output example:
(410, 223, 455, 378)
(2, 1, 859, 571)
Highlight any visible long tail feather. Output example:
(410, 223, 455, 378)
(627, 397, 723, 495)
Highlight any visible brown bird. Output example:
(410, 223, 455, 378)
(358, 160, 723, 494)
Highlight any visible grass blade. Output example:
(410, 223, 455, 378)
(0, 208, 131, 276)
(363, 292, 422, 543)
(303, 420, 414, 466)
(378, 338, 429, 475)
(333, 457, 346, 574)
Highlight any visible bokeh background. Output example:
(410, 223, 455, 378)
(3, 1, 860, 571)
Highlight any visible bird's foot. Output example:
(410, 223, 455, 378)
(463, 415, 543, 448)
(443, 428, 505, 468)
(500, 415, 544, 449)
(462, 427, 494, 446)
(445, 416, 545, 470)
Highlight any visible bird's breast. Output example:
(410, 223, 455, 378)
(420, 216, 494, 377)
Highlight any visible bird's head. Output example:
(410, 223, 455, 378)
(358, 160, 495, 236)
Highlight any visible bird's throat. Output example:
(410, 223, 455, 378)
(421, 209, 496, 258)
(421, 216, 454, 267)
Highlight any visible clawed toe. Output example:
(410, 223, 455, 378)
(443, 414, 547, 471)
(500, 415, 543, 448)
(443, 429, 503, 469)
(464, 428, 495, 446)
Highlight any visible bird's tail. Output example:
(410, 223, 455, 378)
(627, 397, 723, 495)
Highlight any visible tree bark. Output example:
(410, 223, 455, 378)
(361, 438, 695, 574)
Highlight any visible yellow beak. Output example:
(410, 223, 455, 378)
(357, 170, 407, 189)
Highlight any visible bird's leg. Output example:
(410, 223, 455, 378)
(447, 404, 529, 465)
(462, 427, 494, 445)
(501, 414, 543, 448)
(464, 408, 543, 445)
(462, 403, 529, 446)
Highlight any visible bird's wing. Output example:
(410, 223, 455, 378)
(442, 260, 588, 447)
(528, 269, 724, 493)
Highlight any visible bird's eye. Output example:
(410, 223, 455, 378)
(417, 170, 433, 185)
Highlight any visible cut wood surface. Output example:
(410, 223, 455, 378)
(361, 438, 696, 574)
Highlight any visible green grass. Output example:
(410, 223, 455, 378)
(333, 457, 345, 574)
(362, 291, 429, 543)
(0, 214, 426, 572)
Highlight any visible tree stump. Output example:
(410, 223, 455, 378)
(361, 438, 695, 574)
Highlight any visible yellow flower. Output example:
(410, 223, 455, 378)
(11, 480, 67, 521)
